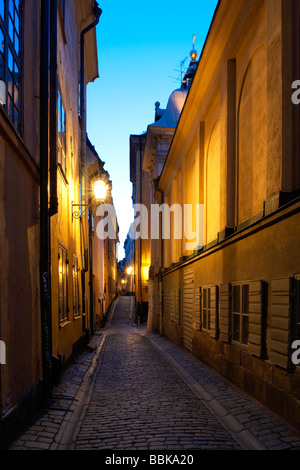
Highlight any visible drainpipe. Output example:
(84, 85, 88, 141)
(49, 0, 58, 217)
(155, 187, 164, 336)
(40, 0, 52, 399)
(139, 135, 143, 323)
(80, 2, 102, 334)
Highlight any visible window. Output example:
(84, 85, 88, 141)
(58, 88, 67, 175)
(202, 287, 211, 331)
(73, 256, 79, 318)
(232, 283, 249, 346)
(0, 0, 22, 133)
(59, 244, 68, 323)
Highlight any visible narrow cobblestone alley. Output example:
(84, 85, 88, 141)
(9, 297, 300, 453)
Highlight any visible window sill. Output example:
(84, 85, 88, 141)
(58, 162, 69, 184)
(202, 328, 211, 335)
(59, 319, 70, 328)
(73, 314, 81, 321)
(231, 340, 248, 351)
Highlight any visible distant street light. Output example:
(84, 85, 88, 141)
(126, 266, 134, 294)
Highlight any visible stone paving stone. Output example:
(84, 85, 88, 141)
(71, 333, 241, 451)
(8, 297, 300, 451)
(147, 333, 300, 450)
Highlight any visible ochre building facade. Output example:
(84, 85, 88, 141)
(143, 0, 300, 429)
(0, 0, 117, 448)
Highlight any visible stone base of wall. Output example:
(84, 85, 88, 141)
(192, 331, 300, 431)
(168, 322, 183, 348)
(0, 381, 44, 450)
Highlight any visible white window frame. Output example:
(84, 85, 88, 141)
(231, 282, 249, 348)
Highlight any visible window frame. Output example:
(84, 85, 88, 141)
(57, 86, 67, 177)
(58, 243, 69, 324)
(232, 282, 250, 348)
(0, 0, 23, 134)
(201, 286, 211, 333)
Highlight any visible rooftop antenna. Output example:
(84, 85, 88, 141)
(168, 56, 188, 84)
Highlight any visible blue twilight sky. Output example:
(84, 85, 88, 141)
(86, 0, 219, 260)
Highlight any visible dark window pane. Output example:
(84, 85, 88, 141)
(59, 298, 63, 316)
(14, 9, 19, 34)
(13, 59, 18, 84)
(8, 15, 13, 41)
(13, 105, 18, 128)
(242, 315, 249, 345)
(242, 284, 249, 313)
(14, 30, 18, 54)
(7, 70, 12, 94)
(0, 1, 4, 20)
(8, 96, 13, 120)
(0, 26, 4, 53)
(0, 54, 4, 83)
(8, 46, 13, 72)
(233, 285, 240, 312)
(203, 310, 207, 329)
(233, 313, 240, 342)
(1, 0, 22, 131)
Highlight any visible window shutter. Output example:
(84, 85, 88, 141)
(219, 283, 231, 343)
(248, 280, 264, 357)
(269, 278, 293, 369)
(210, 285, 219, 339)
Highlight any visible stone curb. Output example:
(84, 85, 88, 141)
(49, 299, 120, 450)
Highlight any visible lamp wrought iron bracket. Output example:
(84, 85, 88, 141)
(72, 202, 90, 220)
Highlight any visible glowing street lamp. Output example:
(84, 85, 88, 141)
(72, 179, 107, 220)
(94, 179, 107, 201)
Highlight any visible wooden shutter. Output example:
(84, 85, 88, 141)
(219, 283, 232, 343)
(248, 280, 264, 357)
(210, 285, 219, 339)
(269, 278, 293, 369)
(183, 267, 194, 352)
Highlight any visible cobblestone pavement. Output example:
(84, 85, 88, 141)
(9, 296, 300, 451)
